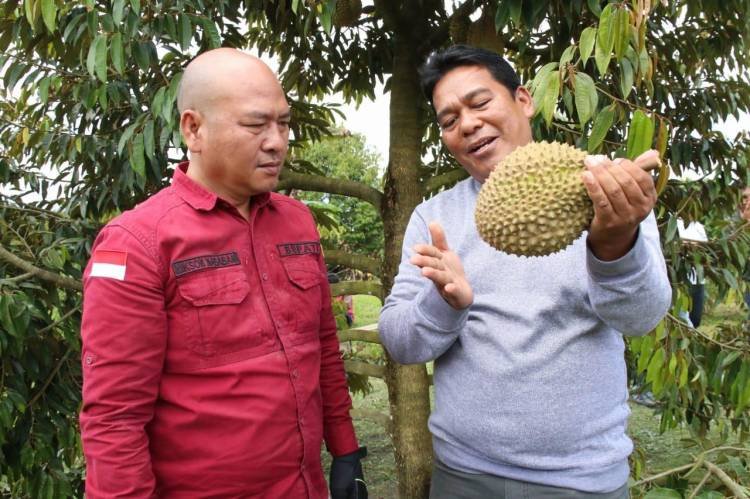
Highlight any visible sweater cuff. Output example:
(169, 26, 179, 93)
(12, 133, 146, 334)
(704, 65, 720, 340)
(416, 284, 469, 332)
(586, 227, 645, 278)
(325, 420, 359, 457)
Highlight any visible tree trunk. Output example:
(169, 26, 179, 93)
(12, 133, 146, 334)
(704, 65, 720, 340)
(381, 31, 434, 499)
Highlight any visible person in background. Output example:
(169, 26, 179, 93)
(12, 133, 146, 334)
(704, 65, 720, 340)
(677, 219, 708, 328)
(379, 45, 671, 498)
(80, 48, 365, 499)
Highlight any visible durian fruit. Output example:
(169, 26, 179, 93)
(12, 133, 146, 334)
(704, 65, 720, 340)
(474, 141, 659, 257)
(332, 0, 362, 27)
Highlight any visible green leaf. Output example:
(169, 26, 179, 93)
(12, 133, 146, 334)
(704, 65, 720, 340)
(133, 41, 150, 71)
(587, 0, 602, 17)
(560, 45, 577, 67)
(113, 0, 125, 25)
(619, 58, 634, 98)
(665, 216, 678, 242)
(509, 0, 522, 25)
(595, 4, 616, 74)
(539, 71, 560, 126)
(574, 72, 597, 126)
(129, 133, 146, 177)
(129, 0, 140, 14)
(85, 36, 98, 78)
(178, 14, 192, 51)
(529, 62, 558, 94)
(587, 104, 615, 152)
(721, 268, 739, 289)
(151, 86, 166, 119)
(38, 77, 51, 104)
(24, 0, 35, 27)
(111, 32, 124, 75)
(94, 34, 107, 82)
(625, 109, 654, 159)
(143, 119, 155, 160)
(41, 0, 56, 33)
(117, 122, 137, 154)
(722, 350, 741, 368)
(613, 6, 630, 60)
(579, 26, 596, 63)
(201, 18, 221, 48)
(644, 488, 683, 499)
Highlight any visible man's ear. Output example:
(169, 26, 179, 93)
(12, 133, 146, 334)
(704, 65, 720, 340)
(514, 86, 535, 119)
(180, 109, 203, 153)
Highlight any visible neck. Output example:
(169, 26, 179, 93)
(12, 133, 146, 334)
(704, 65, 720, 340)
(185, 160, 252, 220)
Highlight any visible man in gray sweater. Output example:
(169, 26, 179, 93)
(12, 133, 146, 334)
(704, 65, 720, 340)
(378, 45, 672, 497)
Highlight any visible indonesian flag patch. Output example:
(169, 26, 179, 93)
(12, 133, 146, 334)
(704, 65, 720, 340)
(90, 250, 128, 281)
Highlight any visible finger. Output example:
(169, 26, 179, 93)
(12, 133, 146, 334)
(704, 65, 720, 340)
(428, 222, 450, 252)
(582, 171, 614, 217)
(607, 162, 651, 207)
(412, 243, 443, 259)
(421, 266, 453, 288)
(633, 149, 661, 171)
(620, 161, 657, 201)
(410, 253, 444, 270)
(583, 162, 628, 216)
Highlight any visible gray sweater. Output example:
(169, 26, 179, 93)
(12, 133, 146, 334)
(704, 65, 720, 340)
(379, 177, 671, 493)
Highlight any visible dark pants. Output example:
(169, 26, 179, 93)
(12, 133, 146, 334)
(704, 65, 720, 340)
(430, 459, 629, 499)
(689, 283, 705, 328)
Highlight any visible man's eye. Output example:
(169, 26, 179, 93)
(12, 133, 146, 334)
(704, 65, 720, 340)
(441, 118, 456, 130)
(472, 100, 489, 108)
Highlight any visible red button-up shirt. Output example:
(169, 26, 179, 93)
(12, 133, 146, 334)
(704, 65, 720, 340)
(80, 163, 358, 498)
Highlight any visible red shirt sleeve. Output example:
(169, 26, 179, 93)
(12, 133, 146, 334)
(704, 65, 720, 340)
(316, 252, 359, 457)
(80, 225, 167, 498)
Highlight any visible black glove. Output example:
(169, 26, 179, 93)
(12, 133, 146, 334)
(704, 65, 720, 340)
(329, 446, 367, 499)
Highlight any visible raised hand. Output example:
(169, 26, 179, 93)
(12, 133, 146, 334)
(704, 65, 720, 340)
(581, 149, 659, 260)
(410, 222, 473, 310)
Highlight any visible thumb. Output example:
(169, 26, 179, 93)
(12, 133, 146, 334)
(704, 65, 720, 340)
(429, 222, 449, 252)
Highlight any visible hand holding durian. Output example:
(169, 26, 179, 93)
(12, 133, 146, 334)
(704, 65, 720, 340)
(475, 141, 661, 258)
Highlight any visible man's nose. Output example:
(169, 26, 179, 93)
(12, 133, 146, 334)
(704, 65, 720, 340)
(460, 111, 482, 135)
(262, 124, 288, 151)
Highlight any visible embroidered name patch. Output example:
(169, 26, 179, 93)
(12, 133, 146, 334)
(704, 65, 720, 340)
(277, 241, 321, 257)
(172, 252, 241, 277)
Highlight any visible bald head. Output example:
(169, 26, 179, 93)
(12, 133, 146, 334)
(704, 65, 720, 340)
(177, 48, 280, 116)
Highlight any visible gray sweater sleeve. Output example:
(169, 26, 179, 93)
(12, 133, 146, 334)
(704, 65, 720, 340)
(586, 212, 672, 335)
(378, 209, 469, 364)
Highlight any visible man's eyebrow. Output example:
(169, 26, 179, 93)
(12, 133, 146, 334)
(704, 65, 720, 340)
(240, 110, 292, 120)
(435, 87, 493, 122)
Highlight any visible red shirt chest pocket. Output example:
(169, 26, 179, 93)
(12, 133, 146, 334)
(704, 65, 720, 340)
(281, 257, 323, 337)
(173, 270, 266, 359)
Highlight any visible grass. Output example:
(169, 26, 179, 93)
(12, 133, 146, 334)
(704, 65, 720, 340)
(324, 295, 748, 498)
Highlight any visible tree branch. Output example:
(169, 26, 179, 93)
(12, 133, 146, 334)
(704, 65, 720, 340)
(0, 245, 82, 292)
(338, 323, 381, 344)
(424, 168, 469, 193)
(27, 348, 72, 409)
(324, 249, 381, 277)
(276, 171, 384, 211)
(331, 280, 383, 299)
(344, 360, 386, 378)
(703, 461, 748, 498)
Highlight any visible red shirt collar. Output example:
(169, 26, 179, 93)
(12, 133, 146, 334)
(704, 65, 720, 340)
(171, 161, 272, 211)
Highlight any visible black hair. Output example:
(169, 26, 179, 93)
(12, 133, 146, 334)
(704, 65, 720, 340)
(418, 45, 521, 105)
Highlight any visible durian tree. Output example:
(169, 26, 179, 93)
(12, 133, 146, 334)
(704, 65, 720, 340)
(1, 0, 750, 496)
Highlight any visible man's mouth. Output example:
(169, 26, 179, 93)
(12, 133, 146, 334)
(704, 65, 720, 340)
(468, 137, 497, 155)
(258, 162, 282, 174)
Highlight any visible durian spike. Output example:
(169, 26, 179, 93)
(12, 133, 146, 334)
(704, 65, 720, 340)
(474, 141, 665, 258)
